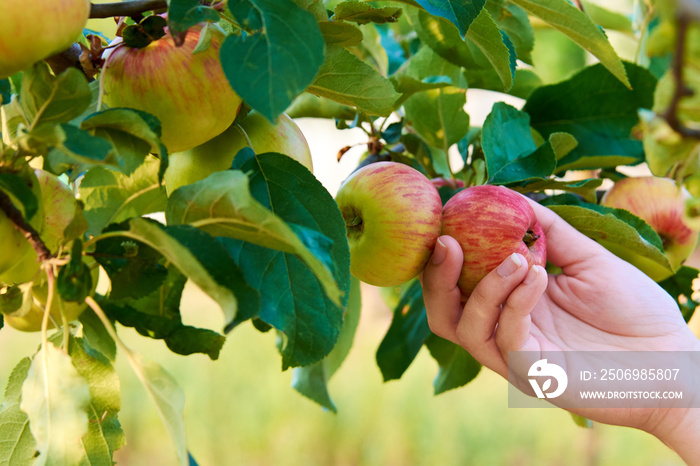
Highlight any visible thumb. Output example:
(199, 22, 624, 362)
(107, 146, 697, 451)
(422, 235, 465, 342)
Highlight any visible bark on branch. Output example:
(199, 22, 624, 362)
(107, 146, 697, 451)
(662, 14, 700, 140)
(89, 0, 168, 19)
(0, 190, 52, 262)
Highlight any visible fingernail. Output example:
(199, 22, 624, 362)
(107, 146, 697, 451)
(497, 253, 522, 277)
(523, 265, 542, 284)
(432, 238, 447, 265)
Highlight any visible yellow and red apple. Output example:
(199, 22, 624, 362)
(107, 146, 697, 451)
(335, 162, 443, 287)
(601, 176, 699, 273)
(0, 0, 90, 79)
(164, 111, 313, 194)
(442, 185, 547, 298)
(101, 21, 242, 153)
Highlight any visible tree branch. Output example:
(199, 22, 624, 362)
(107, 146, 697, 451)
(89, 0, 168, 19)
(0, 190, 52, 262)
(662, 14, 700, 140)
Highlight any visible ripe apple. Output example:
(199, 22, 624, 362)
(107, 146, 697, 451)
(164, 111, 313, 194)
(601, 176, 699, 273)
(101, 21, 243, 153)
(0, 0, 90, 79)
(430, 177, 466, 189)
(335, 162, 443, 287)
(442, 185, 547, 298)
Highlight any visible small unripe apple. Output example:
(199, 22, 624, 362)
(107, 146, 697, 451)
(442, 185, 547, 298)
(164, 111, 313, 194)
(0, 168, 45, 285)
(4, 265, 98, 332)
(101, 22, 243, 153)
(335, 162, 443, 287)
(601, 176, 699, 273)
(0, 0, 90, 79)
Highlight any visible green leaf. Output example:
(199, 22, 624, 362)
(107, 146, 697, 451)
(466, 8, 515, 90)
(222, 0, 325, 121)
(318, 20, 364, 47)
(0, 358, 36, 466)
(425, 334, 481, 394)
(54, 124, 114, 164)
(486, 0, 534, 63)
(658, 266, 700, 322)
(580, 0, 633, 33)
(0, 172, 38, 222)
(507, 178, 603, 203)
(403, 0, 487, 35)
(510, 0, 630, 88)
(0, 78, 10, 105)
(326, 276, 362, 378)
(523, 63, 657, 172)
(405, 8, 477, 69)
(93, 218, 259, 330)
(392, 45, 467, 104)
(542, 199, 674, 281)
(79, 156, 168, 236)
(222, 152, 351, 369)
(20, 62, 91, 126)
(105, 303, 226, 360)
(291, 363, 336, 413)
(376, 280, 432, 381)
(168, 0, 220, 34)
(80, 108, 167, 176)
(94, 226, 168, 300)
(291, 276, 362, 411)
(165, 169, 342, 307)
(482, 102, 557, 183)
(79, 309, 117, 361)
(68, 337, 125, 464)
(307, 46, 400, 117)
(333, 1, 402, 24)
(102, 267, 226, 360)
(126, 353, 188, 466)
(404, 85, 470, 155)
(20, 342, 91, 466)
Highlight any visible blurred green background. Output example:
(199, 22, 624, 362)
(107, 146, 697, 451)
(0, 283, 684, 465)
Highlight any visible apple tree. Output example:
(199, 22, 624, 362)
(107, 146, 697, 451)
(1, 0, 699, 463)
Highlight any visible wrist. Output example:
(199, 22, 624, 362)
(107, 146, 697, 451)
(648, 406, 700, 465)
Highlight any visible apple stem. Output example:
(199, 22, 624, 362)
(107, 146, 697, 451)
(523, 230, 540, 248)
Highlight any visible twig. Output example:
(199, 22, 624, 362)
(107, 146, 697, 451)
(662, 14, 700, 140)
(89, 0, 168, 19)
(0, 189, 52, 262)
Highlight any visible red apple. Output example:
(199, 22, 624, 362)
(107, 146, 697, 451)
(430, 177, 466, 189)
(335, 162, 443, 287)
(0, 0, 90, 79)
(601, 176, 699, 274)
(101, 21, 242, 153)
(442, 185, 547, 297)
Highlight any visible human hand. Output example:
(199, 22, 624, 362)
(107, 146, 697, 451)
(422, 197, 700, 462)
